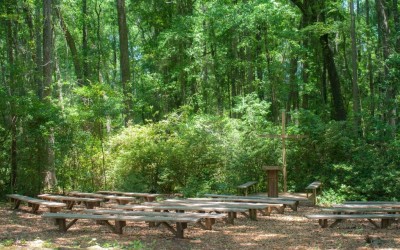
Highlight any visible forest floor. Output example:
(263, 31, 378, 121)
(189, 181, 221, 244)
(0, 202, 399, 250)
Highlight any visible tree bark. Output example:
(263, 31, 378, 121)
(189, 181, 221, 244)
(116, 0, 132, 126)
(350, 0, 361, 132)
(82, 0, 89, 85)
(43, 0, 57, 190)
(55, 7, 83, 85)
(6, 0, 17, 191)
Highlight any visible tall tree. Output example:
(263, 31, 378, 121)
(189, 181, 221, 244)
(291, 0, 347, 121)
(116, 0, 132, 126)
(350, 0, 361, 132)
(42, 0, 57, 190)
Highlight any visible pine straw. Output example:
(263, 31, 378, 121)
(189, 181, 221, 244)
(0, 202, 399, 249)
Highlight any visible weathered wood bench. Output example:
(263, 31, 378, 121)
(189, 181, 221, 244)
(97, 191, 160, 202)
(305, 213, 400, 228)
(83, 209, 227, 230)
(42, 212, 199, 238)
(237, 181, 257, 196)
(164, 198, 284, 215)
(114, 204, 247, 224)
(38, 194, 102, 209)
(203, 194, 298, 212)
(343, 201, 400, 206)
(7, 194, 66, 213)
(305, 181, 322, 205)
(68, 192, 137, 205)
(144, 201, 272, 220)
(333, 202, 400, 209)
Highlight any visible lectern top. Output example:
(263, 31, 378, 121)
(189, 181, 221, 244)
(262, 166, 281, 171)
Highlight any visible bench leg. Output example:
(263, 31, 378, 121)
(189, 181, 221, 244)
(114, 220, 126, 234)
(30, 203, 40, 213)
(318, 219, 328, 228)
(57, 219, 68, 232)
(226, 212, 235, 224)
(249, 209, 257, 221)
(84, 202, 95, 209)
(64, 201, 73, 210)
(175, 222, 186, 238)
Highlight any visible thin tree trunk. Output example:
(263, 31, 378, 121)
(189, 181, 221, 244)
(43, 0, 57, 190)
(116, 0, 132, 126)
(82, 0, 89, 85)
(6, 0, 17, 191)
(350, 0, 361, 132)
(55, 7, 83, 85)
(365, 0, 375, 116)
(320, 34, 347, 121)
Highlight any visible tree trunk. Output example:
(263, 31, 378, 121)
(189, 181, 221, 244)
(320, 34, 347, 121)
(116, 0, 132, 126)
(6, 0, 17, 192)
(376, 0, 396, 127)
(55, 7, 83, 85)
(366, 0, 375, 116)
(43, 0, 57, 190)
(82, 0, 89, 85)
(350, 0, 361, 132)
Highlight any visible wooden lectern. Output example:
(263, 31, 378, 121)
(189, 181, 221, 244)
(263, 166, 281, 197)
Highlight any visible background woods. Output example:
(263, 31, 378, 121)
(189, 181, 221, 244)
(0, 0, 399, 202)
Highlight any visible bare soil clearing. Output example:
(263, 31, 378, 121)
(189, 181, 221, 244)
(0, 202, 399, 249)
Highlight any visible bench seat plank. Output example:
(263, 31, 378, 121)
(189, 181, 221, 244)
(198, 196, 296, 212)
(7, 194, 66, 213)
(97, 191, 160, 202)
(114, 204, 247, 224)
(306, 213, 400, 228)
(42, 212, 199, 238)
(83, 209, 227, 230)
(38, 194, 102, 209)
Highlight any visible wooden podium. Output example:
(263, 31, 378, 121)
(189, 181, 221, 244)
(263, 166, 281, 197)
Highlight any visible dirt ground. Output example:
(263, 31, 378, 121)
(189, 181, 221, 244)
(0, 202, 399, 250)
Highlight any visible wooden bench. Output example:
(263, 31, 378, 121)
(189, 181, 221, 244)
(305, 213, 400, 228)
(97, 191, 160, 202)
(7, 194, 66, 213)
(38, 194, 102, 209)
(305, 181, 322, 205)
(144, 200, 273, 220)
(68, 192, 137, 205)
(203, 194, 299, 212)
(165, 198, 285, 215)
(333, 202, 400, 209)
(83, 209, 227, 230)
(237, 181, 257, 196)
(42, 212, 199, 238)
(114, 204, 247, 224)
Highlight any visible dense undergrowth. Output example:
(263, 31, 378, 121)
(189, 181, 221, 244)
(2, 96, 399, 203)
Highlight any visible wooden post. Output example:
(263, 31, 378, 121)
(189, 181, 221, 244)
(281, 111, 287, 192)
(263, 166, 281, 197)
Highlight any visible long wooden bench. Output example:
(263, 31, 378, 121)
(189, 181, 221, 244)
(114, 204, 247, 224)
(333, 203, 400, 209)
(237, 181, 257, 196)
(305, 181, 322, 205)
(97, 191, 160, 202)
(68, 192, 137, 205)
(42, 212, 199, 238)
(7, 194, 66, 213)
(163, 199, 284, 216)
(38, 194, 102, 209)
(143, 201, 272, 220)
(83, 209, 227, 230)
(305, 213, 400, 228)
(203, 194, 298, 211)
